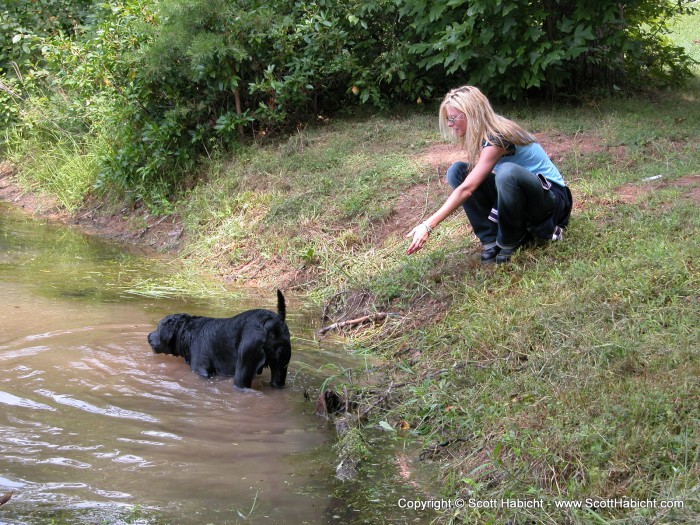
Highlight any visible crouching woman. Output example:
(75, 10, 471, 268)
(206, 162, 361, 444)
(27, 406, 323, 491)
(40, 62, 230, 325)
(406, 85, 573, 264)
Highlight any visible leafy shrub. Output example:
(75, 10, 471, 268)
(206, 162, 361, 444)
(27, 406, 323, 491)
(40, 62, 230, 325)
(0, 0, 96, 125)
(399, 0, 698, 99)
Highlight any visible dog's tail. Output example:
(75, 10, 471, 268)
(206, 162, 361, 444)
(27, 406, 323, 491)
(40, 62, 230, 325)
(276, 289, 286, 321)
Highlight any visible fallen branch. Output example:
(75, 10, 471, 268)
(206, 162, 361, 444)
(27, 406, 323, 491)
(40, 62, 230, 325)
(359, 381, 396, 417)
(419, 438, 472, 461)
(137, 215, 169, 237)
(317, 312, 388, 335)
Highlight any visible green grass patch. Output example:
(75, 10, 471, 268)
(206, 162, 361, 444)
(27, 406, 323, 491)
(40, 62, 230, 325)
(5, 130, 101, 212)
(670, 7, 700, 68)
(177, 112, 438, 289)
(340, 180, 699, 522)
(288, 86, 698, 523)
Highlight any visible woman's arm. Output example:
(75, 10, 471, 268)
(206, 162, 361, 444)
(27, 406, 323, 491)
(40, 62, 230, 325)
(406, 145, 504, 255)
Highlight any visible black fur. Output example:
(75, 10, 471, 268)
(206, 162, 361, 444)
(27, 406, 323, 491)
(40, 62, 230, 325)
(147, 290, 291, 390)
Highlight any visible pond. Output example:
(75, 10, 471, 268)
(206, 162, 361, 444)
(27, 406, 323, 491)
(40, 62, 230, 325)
(0, 202, 435, 525)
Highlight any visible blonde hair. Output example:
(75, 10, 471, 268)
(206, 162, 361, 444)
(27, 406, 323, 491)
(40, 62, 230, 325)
(439, 85, 535, 163)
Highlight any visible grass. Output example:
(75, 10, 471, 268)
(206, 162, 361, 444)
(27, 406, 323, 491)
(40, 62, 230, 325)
(5, 131, 101, 212)
(175, 109, 439, 293)
(670, 6, 700, 68)
(367, 194, 698, 523)
(2, 92, 105, 213)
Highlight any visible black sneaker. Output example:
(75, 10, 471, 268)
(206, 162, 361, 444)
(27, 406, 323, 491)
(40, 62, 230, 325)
(481, 246, 500, 263)
(496, 247, 517, 264)
(495, 235, 531, 264)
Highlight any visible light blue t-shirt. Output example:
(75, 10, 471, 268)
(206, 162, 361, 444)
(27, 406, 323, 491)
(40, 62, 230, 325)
(484, 140, 566, 188)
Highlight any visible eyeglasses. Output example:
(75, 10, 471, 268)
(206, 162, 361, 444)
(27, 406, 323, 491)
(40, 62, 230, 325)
(445, 115, 464, 124)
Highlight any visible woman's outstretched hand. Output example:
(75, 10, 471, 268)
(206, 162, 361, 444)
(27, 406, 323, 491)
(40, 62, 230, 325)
(406, 222, 431, 255)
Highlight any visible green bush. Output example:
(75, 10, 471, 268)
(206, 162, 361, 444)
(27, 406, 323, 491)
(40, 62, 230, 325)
(0, 0, 96, 125)
(399, 0, 698, 99)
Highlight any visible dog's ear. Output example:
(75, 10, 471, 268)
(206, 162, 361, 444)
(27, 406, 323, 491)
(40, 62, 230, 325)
(174, 321, 195, 363)
(158, 314, 189, 354)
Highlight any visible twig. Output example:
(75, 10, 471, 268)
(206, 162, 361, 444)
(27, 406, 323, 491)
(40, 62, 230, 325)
(317, 312, 388, 335)
(419, 438, 471, 461)
(0, 79, 21, 100)
(138, 215, 169, 237)
(359, 381, 396, 417)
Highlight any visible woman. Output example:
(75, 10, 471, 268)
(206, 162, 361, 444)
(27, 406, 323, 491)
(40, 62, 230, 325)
(406, 85, 573, 263)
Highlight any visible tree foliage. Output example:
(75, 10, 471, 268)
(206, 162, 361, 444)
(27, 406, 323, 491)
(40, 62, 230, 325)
(1, 0, 94, 126)
(399, 0, 698, 99)
(91, 0, 436, 203)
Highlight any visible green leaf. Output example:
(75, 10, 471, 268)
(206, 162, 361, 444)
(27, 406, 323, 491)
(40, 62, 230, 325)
(379, 421, 396, 432)
(574, 24, 595, 41)
(493, 441, 503, 458)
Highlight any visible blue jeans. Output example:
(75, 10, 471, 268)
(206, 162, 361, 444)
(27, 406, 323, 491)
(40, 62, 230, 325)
(446, 162, 557, 249)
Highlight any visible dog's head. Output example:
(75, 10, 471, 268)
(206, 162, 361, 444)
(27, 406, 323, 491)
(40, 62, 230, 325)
(270, 355, 290, 388)
(269, 328, 292, 388)
(147, 314, 192, 360)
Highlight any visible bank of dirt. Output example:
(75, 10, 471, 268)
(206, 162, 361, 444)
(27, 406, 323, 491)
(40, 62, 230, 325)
(1, 161, 185, 254)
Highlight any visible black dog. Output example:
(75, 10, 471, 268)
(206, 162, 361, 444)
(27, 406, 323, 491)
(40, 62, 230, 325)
(147, 290, 291, 391)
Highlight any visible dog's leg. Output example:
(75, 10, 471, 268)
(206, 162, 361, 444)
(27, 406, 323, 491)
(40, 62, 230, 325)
(269, 366, 287, 388)
(189, 347, 214, 378)
(191, 363, 213, 378)
(233, 339, 266, 390)
(268, 359, 289, 388)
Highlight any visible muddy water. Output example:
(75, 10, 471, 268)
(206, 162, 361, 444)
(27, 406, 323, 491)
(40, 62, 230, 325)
(0, 203, 432, 525)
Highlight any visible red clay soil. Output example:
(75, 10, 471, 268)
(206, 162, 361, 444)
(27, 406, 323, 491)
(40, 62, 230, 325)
(617, 173, 700, 205)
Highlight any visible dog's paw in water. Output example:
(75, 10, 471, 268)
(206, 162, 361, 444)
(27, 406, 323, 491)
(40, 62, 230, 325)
(233, 385, 265, 396)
